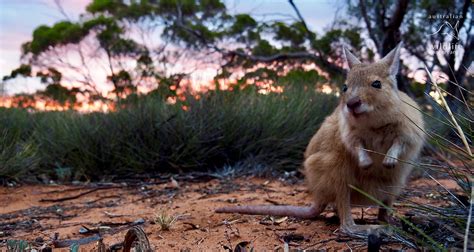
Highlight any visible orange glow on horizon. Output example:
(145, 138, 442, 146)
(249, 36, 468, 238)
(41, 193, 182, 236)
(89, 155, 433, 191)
(0, 68, 327, 113)
(0, 96, 115, 113)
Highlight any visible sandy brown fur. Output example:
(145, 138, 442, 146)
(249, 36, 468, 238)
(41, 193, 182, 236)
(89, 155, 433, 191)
(216, 43, 425, 235)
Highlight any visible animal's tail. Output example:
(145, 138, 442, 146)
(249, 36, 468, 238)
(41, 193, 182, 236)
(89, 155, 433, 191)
(215, 204, 322, 219)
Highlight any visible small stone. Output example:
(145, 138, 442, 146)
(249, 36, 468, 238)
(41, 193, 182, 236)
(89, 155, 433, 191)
(226, 198, 237, 203)
(133, 218, 145, 225)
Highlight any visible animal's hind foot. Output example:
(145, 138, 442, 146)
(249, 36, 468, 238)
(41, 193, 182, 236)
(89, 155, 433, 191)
(340, 224, 389, 238)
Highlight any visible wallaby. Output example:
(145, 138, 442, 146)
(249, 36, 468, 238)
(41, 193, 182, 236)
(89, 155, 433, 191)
(215, 43, 425, 235)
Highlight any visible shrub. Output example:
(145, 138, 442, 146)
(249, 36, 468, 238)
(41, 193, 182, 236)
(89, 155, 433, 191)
(0, 86, 337, 181)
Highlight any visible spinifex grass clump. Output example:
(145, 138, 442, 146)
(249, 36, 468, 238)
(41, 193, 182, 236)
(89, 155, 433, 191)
(0, 109, 40, 182)
(385, 70, 473, 250)
(0, 84, 337, 181)
(154, 210, 179, 231)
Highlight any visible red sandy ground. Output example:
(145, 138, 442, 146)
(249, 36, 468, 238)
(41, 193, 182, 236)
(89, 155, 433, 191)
(0, 176, 460, 251)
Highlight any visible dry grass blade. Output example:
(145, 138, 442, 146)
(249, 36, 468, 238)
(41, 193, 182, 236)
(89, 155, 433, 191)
(424, 171, 466, 208)
(424, 65, 473, 252)
(465, 183, 473, 252)
(424, 65, 472, 157)
(349, 184, 444, 250)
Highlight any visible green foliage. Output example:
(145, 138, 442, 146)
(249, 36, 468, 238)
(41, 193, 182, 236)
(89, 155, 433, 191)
(147, 75, 180, 99)
(410, 81, 426, 97)
(40, 84, 79, 105)
(25, 21, 86, 55)
(400, 92, 473, 249)
(86, 0, 126, 14)
(10, 0, 360, 98)
(273, 21, 311, 46)
(2, 64, 32, 81)
(96, 22, 123, 48)
(311, 29, 342, 55)
(37, 68, 62, 84)
(110, 70, 136, 94)
(137, 53, 153, 65)
(23, 13, 130, 57)
(83, 15, 117, 30)
(342, 29, 361, 49)
(278, 69, 326, 88)
(229, 14, 257, 34)
(0, 85, 337, 181)
(2, 65, 79, 106)
(0, 109, 40, 181)
(252, 40, 275, 56)
(312, 28, 362, 55)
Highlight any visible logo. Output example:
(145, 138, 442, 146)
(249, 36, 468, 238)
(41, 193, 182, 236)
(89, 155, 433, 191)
(428, 14, 464, 54)
(430, 20, 460, 40)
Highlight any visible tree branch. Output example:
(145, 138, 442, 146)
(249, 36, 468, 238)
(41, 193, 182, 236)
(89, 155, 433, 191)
(386, 0, 409, 30)
(288, 0, 311, 35)
(53, 0, 70, 20)
(359, 0, 379, 51)
(173, 0, 344, 77)
(227, 50, 344, 76)
(381, 0, 409, 55)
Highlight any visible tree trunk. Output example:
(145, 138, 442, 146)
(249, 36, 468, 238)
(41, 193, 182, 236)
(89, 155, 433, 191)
(379, 0, 412, 95)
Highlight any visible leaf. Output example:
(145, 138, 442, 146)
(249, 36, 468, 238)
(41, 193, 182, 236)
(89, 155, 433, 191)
(272, 216, 288, 225)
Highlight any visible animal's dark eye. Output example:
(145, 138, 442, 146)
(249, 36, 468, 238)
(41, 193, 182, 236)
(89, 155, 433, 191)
(342, 84, 348, 92)
(371, 80, 382, 89)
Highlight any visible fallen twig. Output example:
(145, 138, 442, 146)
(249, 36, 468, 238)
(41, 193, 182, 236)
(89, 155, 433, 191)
(302, 237, 338, 250)
(99, 218, 145, 227)
(103, 211, 126, 218)
(42, 186, 89, 194)
(265, 227, 297, 231)
(40, 186, 122, 202)
(265, 198, 282, 205)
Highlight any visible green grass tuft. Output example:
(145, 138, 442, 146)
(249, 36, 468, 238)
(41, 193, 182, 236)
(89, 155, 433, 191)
(0, 86, 337, 181)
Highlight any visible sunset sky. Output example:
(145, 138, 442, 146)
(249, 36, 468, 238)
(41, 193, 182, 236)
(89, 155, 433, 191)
(0, 0, 339, 95)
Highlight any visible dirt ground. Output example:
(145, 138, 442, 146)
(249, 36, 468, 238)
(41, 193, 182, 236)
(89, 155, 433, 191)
(0, 174, 461, 251)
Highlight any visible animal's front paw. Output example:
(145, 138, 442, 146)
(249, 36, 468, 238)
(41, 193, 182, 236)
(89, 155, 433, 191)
(383, 155, 398, 168)
(359, 156, 373, 169)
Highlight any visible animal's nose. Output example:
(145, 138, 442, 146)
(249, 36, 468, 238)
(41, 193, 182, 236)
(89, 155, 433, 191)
(347, 97, 361, 110)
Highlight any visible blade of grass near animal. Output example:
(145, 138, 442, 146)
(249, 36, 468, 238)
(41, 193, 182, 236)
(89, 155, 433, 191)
(349, 184, 444, 250)
(425, 66, 472, 157)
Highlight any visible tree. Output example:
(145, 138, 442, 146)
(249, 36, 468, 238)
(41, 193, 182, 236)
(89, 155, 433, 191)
(3, 0, 364, 103)
(7, 0, 470, 109)
(403, 0, 473, 111)
(350, 0, 472, 110)
(348, 0, 411, 94)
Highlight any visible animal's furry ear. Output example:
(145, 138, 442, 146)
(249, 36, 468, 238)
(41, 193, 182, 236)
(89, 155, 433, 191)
(343, 47, 361, 69)
(380, 42, 403, 76)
